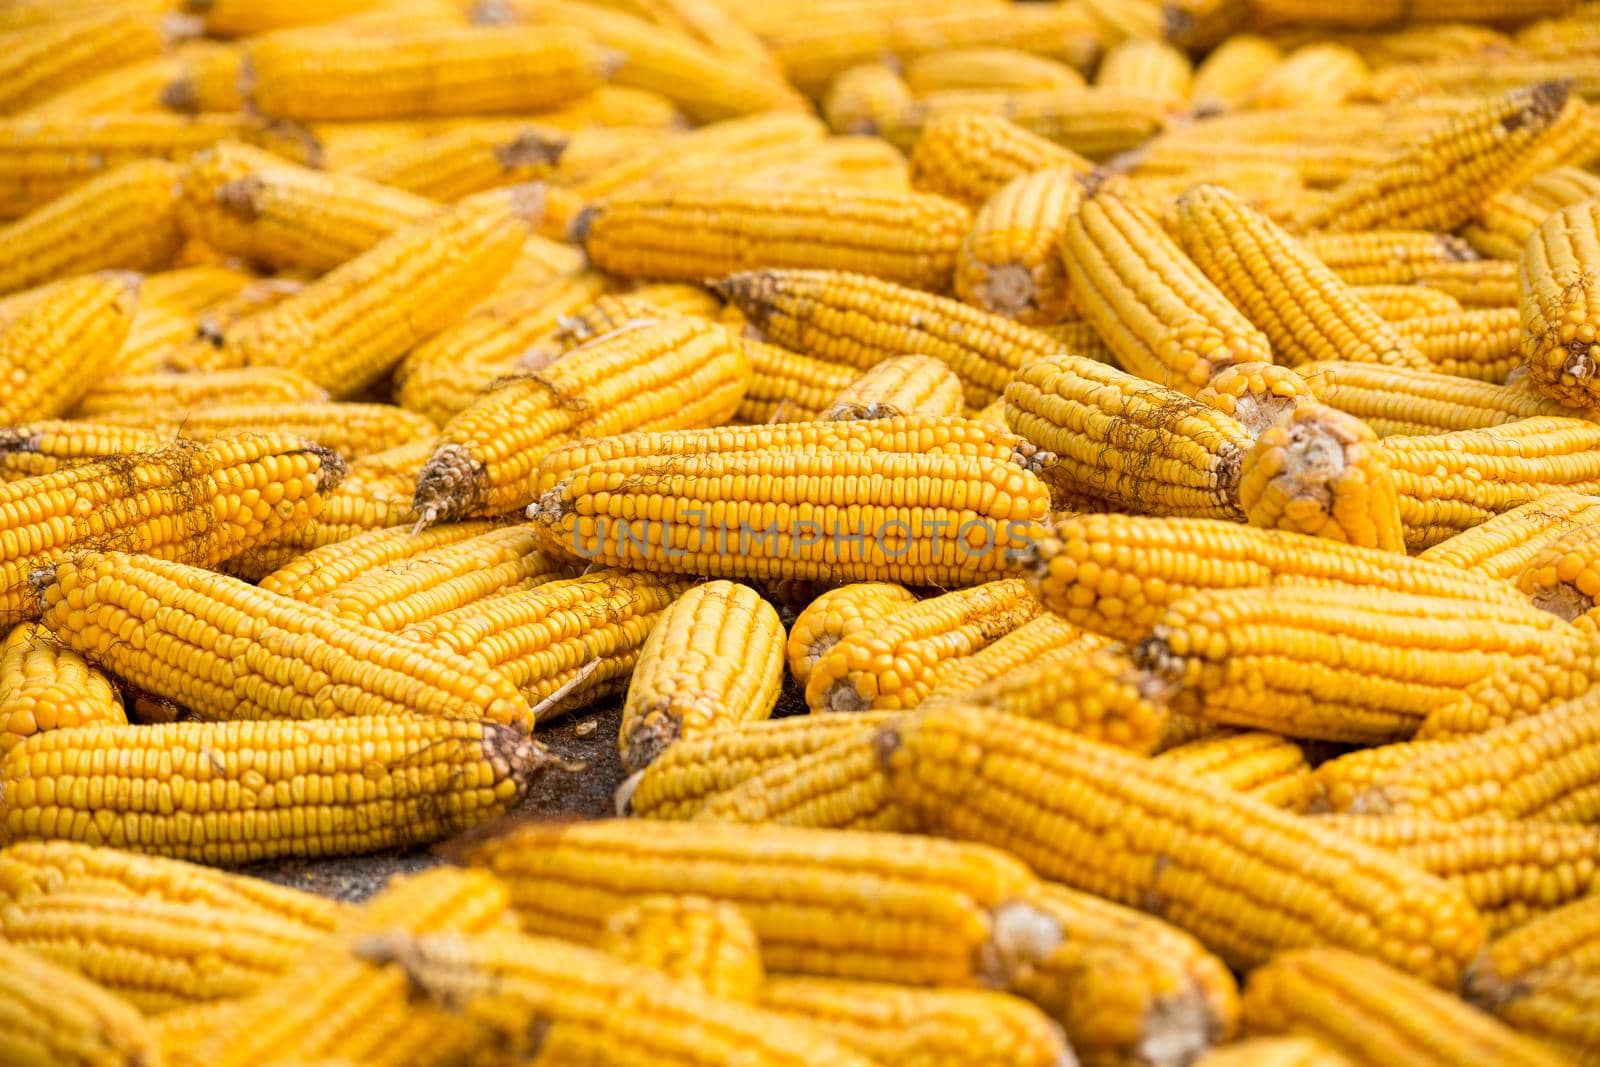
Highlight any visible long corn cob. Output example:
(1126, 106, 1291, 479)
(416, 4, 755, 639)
(341, 120, 564, 203)
(1096, 37, 1193, 107)
(1193, 1038, 1355, 1067)
(220, 187, 530, 397)
(954, 165, 1082, 325)
(1353, 285, 1462, 322)
(1521, 197, 1600, 408)
(1471, 893, 1600, 1006)
(1300, 361, 1573, 436)
(738, 338, 860, 424)
(876, 703, 1487, 986)
(1155, 731, 1323, 813)
(892, 87, 1170, 160)
(822, 355, 965, 422)
(1246, 43, 1368, 109)
(905, 47, 1084, 95)
(805, 579, 1039, 712)
(596, 893, 766, 1001)
(907, 112, 1094, 209)
(0, 623, 124, 756)
(619, 581, 784, 773)
(88, 403, 435, 461)
(0, 11, 167, 116)
(714, 269, 1063, 406)
(1390, 308, 1522, 382)
(919, 613, 1089, 702)
(1467, 166, 1600, 261)
(74, 368, 329, 421)
(1412, 260, 1520, 309)
(786, 583, 916, 688)
(0, 272, 137, 424)
(1251, 0, 1572, 25)
(0, 421, 169, 482)
(1478, 968, 1600, 1066)
(0, 940, 159, 1067)
(414, 317, 749, 523)
(256, 521, 499, 603)
(1302, 231, 1478, 287)
(38, 552, 534, 732)
(1418, 492, 1600, 579)
(1190, 35, 1283, 114)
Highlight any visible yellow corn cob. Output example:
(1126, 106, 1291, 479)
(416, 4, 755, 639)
(90, 402, 436, 461)
(1390, 307, 1524, 382)
(1352, 285, 1462, 321)
(0, 272, 137, 423)
(0, 160, 181, 295)
(0, 623, 124, 757)
(717, 269, 1065, 407)
(1003, 351, 1254, 518)
(0, 420, 169, 482)
(545, 124, 679, 189)
(822, 63, 913, 137)
(177, 142, 439, 274)
(0, 940, 160, 1067)
(1194, 1037, 1355, 1067)
(1062, 188, 1272, 395)
(1467, 168, 1600, 261)
(40, 551, 534, 731)
(186, 0, 386, 36)
(576, 185, 970, 293)
(1174, 184, 1427, 372)
(806, 579, 1039, 713)
(892, 87, 1171, 160)
(74, 368, 329, 421)
(736, 339, 860, 424)
(823, 355, 965, 422)
(907, 112, 1095, 210)
(415, 317, 750, 523)
(400, 569, 692, 719)
(1254, 0, 1573, 26)
(1419, 491, 1600, 579)
(140, 264, 256, 315)
(170, 866, 511, 1067)
(0, 714, 553, 863)
(562, 0, 777, 71)
(1472, 894, 1600, 1010)
(596, 893, 766, 1002)
(1479, 969, 1600, 1066)
(1245, 43, 1368, 110)
(257, 521, 498, 603)
(1300, 361, 1578, 436)
(159, 40, 245, 115)
(878, 703, 1488, 986)
(726, 135, 909, 195)
(1520, 198, 1600, 409)
(1319, 815, 1600, 934)
(244, 25, 611, 121)
(221, 187, 530, 397)
(1516, 525, 1600, 623)
(342, 121, 565, 202)
(512, 290, 721, 372)
(22, 53, 180, 117)
(1155, 731, 1322, 813)
(619, 581, 784, 773)
(0, 11, 167, 116)
(786, 583, 916, 688)
(905, 48, 1084, 95)
(1302, 231, 1479, 287)
(1096, 37, 1193, 107)
(186, 276, 306, 351)
(919, 614, 1088, 702)
(954, 165, 1082, 325)
(111, 303, 204, 377)
(1409, 260, 1520, 310)
(1189, 35, 1283, 114)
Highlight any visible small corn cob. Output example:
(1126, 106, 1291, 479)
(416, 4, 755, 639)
(0, 714, 553, 864)
(907, 112, 1095, 210)
(1245, 43, 1368, 110)
(1003, 351, 1254, 519)
(1243, 948, 1565, 1067)
(737, 338, 860, 424)
(525, 287, 720, 359)
(342, 121, 564, 203)
(576, 186, 971, 293)
(0, 11, 166, 116)
(619, 581, 784, 773)
(529, 432, 1050, 587)
(1175, 185, 1427, 372)
(221, 188, 530, 398)
(786, 583, 916, 688)
(1155, 731, 1322, 813)
(0, 940, 160, 1067)
(1302, 231, 1478, 287)
(1418, 491, 1600, 579)
(401, 570, 692, 719)
(892, 87, 1170, 160)
(1299, 83, 1577, 234)
(177, 141, 440, 274)
(1096, 38, 1193, 107)
(415, 317, 750, 523)
(1300, 362, 1579, 436)
(597, 894, 765, 1002)
(1194, 1038, 1355, 1067)
(0, 623, 124, 757)
(0, 160, 181, 295)
(823, 355, 965, 421)
(1516, 525, 1600, 624)
(1318, 816, 1600, 934)
(74, 368, 329, 421)
(806, 579, 1039, 713)
(39, 551, 534, 732)
(1468, 168, 1600, 261)
(954, 165, 1082, 325)
(244, 26, 611, 121)
(90, 402, 436, 461)
(905, 47, 1084, 95)
(1353, 285, 1462, 322)
(1189, 35, 1283, 114)
(714, 269, 1063, 407)
(0, 272, 137, 424)
(919, 614, 1089, 702)
(822, 63, 913, 137)
(878, 703, 1488, 986)
(172, 866, 512, 1067)
(257, 521, 498, 603)
(1520, 198, 1600, 409)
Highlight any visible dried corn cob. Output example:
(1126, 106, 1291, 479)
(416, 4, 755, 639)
(1521, 198, 1600, 408)
(1516, 525, 1600, 624)
(1413, 260, 1520, 309)
(74, 368, 329, 421)
(160, 39, 245, 115)
(1155, 731, 1322, 813)
(619, 581, 784, 773)
(257, 521, 498, 603)
(737, 338, 860, 424)
(39, 551, 533, 731)
(1418, 491, 1600, 579)
(341, 121, 564, 202)
(0, 714, 553, 864)
(597, 893, 766, 1004)
(1194, 1037, 1354, 1067)
(906, 47, 1084, 95)
(0, 420, 168, 482)
(1246, 43, 1367, 109)
(822, 63, 913, 137)
(1252, 0, 1572, 25)
(177, 141, 440, 274)
(1480, 969, 1600, 1065)
(806, 579, 1039, 713)
(1353, 285, 1462, 322)
(894, 87, 1171, 160)
(1472, 893, 1600, 1005)
(1301, 361, 1577, 436)
(1189, 35, 1283, 114)
(823, 355, 965, 421)
(22, 52, 181, 117)
(141, 264, 256, 314)
(0, 11, 167, 116)
(919, 614, 1088, 702)
(111, 302, 203, 377)
(0, 940, 159, 1067)
(955, 165, 1082, 325)
(878, 703, 1487, 986)
(907, 112, 1094, 209)
(1175, 185, 1427, 372)
(91, 402, 436, 461)
(1468, 168, 1600, 261)
(1096, 38, 1193, 107)
(0, 272, 137, 424)
(576, 186, 971, 292)
(0, 623, 124, 757)
(401, 570, 691, 719)
(715, 269, 1063, 407)
(1302, 231, 1478, 287)
(415, 317, 749, 523)
(786, 583, 916, 688)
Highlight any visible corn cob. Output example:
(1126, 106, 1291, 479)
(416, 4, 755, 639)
(1302, 231, 1479, 287)
(0, 421, 169, 483)
(92, 402, 436, 461)
(806, 579, 1039, 713)
(572, 0, 777, 72)
(0, 272, 137, 424)
(1252, 0, 1573, 25)
(159, 39, 245, 115)
(544, 124, 680, 190)
(822, 63, 913, 138)
(415, 317, 749, 523)
(112, 303, 205, 377)
(1301, 361, 1581, 436)
(39, 551, 534, 731)
(1175, 184, 1427, 372)
(1472, 893, 1600, 1008)
(1468, 167, 1600, 260)
(1520, 198, 1600, 409)
(339, 121, 565, 202)
(596, 892, 765, 1001)
(1096, 38, 1193, 107)
(786, 583, 916, 688)
(954, 165, 1082, 325)
(1189, 35, 1283, 114)
(893, 88, 1171, 160)
(222, 187, 529, 397)
(177, 142, 439, 274)
(1394, 307, 1531, 382)
(1003, 351, 1254, 519)
(22, 53, 180, 117)
(0, 623, 124, 757)
(0, 11, 167, 116)
(1353, 285, 1462, 321)
(919, 614, 1090, 702)
(529, 434, 1050, 587)
(1154, 731, 1322, 812)
(170, 867, 511, 1067)
(257, 521, 498, 603)
(906, 112, 1095, 209)
(1516, 525, 1600, 624)
(527, 287, 721, 356)
(619, 581, 784, 773)
(1, 713, 552, 864)
(823, 355, 965, 422)
(401, 570, 691, 719)
(74, 368, 329, 421)
(1194, 1038, 1355, 1067)
(1418, 491, 1600, 579)
(185, 277, 306, 353)
(141, 265, 257, 315)
(0, 940, 160, 1067)
(877, 703, 1488, 986)
(1479, 969, 1600, 1066)
(1411, 260, 1520, 309)
(1246, 43, 1368, 109)
(736, 339, 860, 424)
(715, 269, 1063, 407)
(905, 48, 1084, 95)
